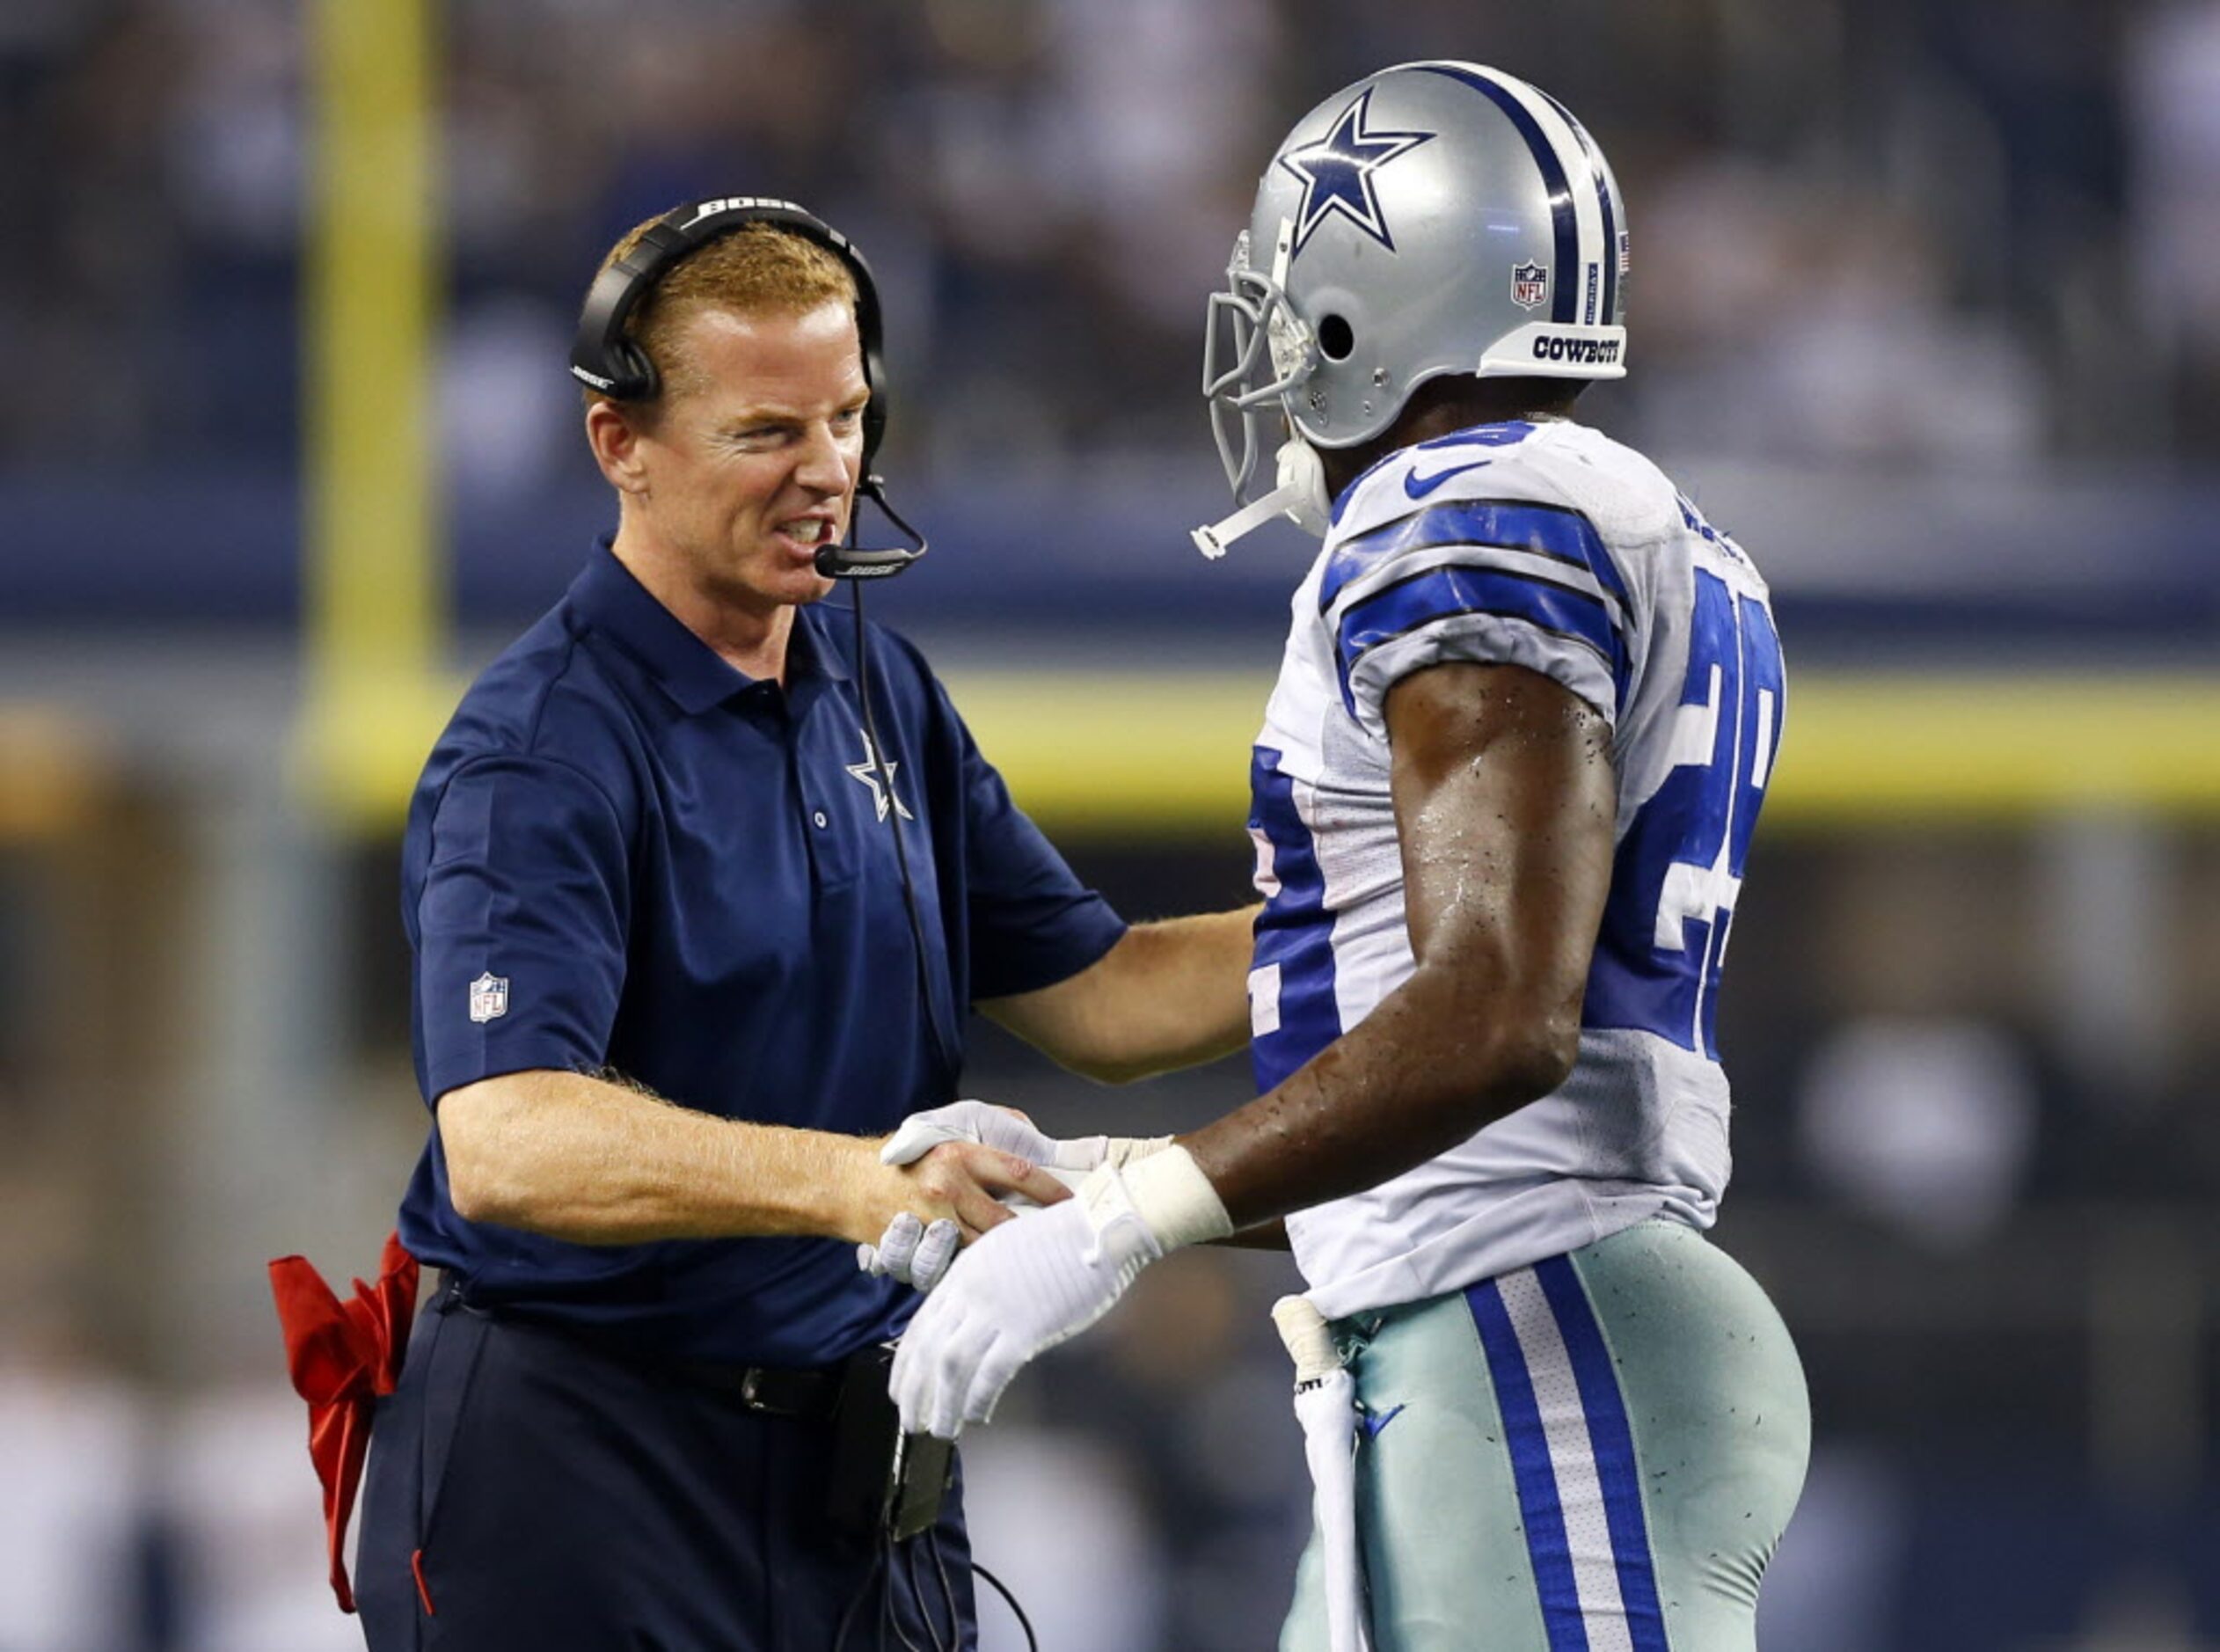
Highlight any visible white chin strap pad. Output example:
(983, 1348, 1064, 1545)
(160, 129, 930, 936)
(1193, 437, 1332, 559)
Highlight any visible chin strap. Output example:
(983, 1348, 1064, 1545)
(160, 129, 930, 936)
(1192, 436, 1332, 559)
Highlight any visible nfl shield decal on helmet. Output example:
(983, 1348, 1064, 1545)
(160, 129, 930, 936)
(1511, 261, 1549, 311)
(469, 972, 509, 1023)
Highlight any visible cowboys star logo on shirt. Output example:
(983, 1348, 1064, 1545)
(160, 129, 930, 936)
(1278, 87, 1434, 257)
(468, 971, 508, 1023)
(1511, 261, 1549, 311)
(845, 728, 914, 822)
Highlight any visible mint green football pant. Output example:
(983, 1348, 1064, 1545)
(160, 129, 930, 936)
(1282, 1219, 1810, 1652)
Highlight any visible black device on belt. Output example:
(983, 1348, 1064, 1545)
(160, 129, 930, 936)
(668, 1340, 948, 1540)
(826, 1341, 953, 1541)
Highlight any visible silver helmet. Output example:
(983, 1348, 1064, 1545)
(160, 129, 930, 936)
(1197, 62, 1628, 550)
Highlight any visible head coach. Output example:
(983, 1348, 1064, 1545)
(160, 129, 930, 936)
(348, 198, 1256, 1650)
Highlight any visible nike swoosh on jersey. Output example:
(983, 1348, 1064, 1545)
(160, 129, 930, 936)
(1403, 459, 1492, 500)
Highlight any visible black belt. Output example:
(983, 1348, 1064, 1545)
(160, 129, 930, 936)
(433, 1272, 846, 1420)
(661, 1357, 844, 1419)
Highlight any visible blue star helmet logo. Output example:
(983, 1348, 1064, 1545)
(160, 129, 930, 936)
(1278, 88, 1435, 258)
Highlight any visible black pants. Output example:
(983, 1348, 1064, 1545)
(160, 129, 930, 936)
(356, 1288, 976, 1650)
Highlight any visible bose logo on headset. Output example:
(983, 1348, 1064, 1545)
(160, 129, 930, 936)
(683, 195, 811, 231)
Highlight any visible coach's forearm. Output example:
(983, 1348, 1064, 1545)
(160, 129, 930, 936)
(983, 908, 1258, 1084)
(1078, 909, 1258, 1078)
(437, 1070, 887, 1246)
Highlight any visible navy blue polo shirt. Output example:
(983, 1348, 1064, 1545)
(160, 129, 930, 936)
(395, 540, 1126, 1366)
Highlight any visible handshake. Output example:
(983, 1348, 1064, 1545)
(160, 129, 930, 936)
(857, 1100, 1172, 1291)
(863, 1100, 1234, 1436)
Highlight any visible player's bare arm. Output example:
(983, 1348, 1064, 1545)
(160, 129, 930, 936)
(437, 1067, 1070, 1246)
(1183, 662, 1616, 1226)
(980, 907, 1257, 1083)
(892, 661, 1618, 1436)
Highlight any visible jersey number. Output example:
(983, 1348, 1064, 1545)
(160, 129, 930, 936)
(1588, 566, 1783, 1057)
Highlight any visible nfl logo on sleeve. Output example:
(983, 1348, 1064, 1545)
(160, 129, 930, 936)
(1510, 261, 1548, 311)
(468, 972, 509, 1023)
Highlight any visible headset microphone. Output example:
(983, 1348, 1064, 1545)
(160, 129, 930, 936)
(815, 475, 930, 581)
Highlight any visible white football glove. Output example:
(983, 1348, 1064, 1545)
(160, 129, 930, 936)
(880, 1098, 1108, 1176)
(858, 1100, 1173, 1291)
(858, 1211, 962, 1293)
(889, 1148, 1231, 1438)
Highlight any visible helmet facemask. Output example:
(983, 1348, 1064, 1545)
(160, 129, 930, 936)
(1202, 229, 1319, 506)
(1193, 229, 1337, 559)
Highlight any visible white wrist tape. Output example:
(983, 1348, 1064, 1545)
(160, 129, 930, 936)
(1111, 1144, 1233, 1252)
(1104, 1134, 1173, 1168)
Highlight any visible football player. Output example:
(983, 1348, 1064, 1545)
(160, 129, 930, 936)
(892, 62, 1809, 1650)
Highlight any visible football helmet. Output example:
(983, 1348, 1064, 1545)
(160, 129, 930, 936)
(1197, 62, 1628, 554)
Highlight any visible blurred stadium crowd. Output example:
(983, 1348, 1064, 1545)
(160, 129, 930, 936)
(2, 3, 2218, 1650)
(7, 0, 2220, 488)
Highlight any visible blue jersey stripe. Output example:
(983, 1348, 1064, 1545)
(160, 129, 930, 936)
(1248, 747, 1342, 1092)
(1534, 1257, 1671, 1652)
(1321, 499, 1632, 618)
(1468, 1278, 1591, 1650)
(1413, 64, 1580, 325)
(1334, 566, 1627, 716)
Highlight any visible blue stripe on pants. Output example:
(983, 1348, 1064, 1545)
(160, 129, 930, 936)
(1535, 1255, 1670, 1652)
(1467, 1276, 1591, 1652)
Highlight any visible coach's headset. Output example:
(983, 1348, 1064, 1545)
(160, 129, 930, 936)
(568, 195, 929, 580)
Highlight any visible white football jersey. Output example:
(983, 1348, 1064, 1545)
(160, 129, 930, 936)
(1248, 417, 1785, 1319)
